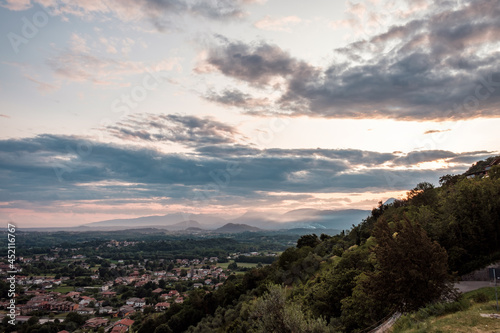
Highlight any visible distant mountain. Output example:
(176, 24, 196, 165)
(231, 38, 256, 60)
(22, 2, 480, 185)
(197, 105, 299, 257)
(281, 209, 370, 231)
(84, 213, 226, 229)
(167, 220, 204, 231)
(282, 208, 322, 219)
(185, 227, 204, 232)
(230, 211, 282, 230)
(82, 208, 371, 233)
(383, 198, 397, 205)
(214, 223, 262, 233)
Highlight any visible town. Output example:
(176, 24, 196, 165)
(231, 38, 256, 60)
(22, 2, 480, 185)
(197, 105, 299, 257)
(0, 238, 280, 333)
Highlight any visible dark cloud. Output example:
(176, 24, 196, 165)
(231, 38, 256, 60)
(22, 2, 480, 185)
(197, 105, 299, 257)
(0, 135, 489, 205)
(393, 150, 456, 165)
(143, 0, 253, 30)
(196, 146, 395, 166)
(447, 151, 495, 164)
(24, 0, 257, 33)
(190, 0, 250, 19)
(204, 88, 272, 112)
(204, 0, 500, 120)
(106, 113, 241, 147)
(205, 38, 317, 86)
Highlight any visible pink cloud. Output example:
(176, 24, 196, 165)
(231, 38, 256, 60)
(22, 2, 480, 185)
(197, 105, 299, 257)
(0, 0, 32, 11)
(254, 15, 302, 32)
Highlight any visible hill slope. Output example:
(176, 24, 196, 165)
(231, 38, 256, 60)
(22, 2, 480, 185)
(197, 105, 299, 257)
(214, 223, 262, 233)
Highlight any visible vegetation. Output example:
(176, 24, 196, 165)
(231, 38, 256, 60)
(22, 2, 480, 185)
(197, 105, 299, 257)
(392, 287, 500, 332)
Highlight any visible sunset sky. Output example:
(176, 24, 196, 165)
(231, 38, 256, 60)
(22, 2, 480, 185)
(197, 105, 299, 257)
(0, 0, 499, 227)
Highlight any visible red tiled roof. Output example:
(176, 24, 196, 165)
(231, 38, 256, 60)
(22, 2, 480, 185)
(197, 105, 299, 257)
(115, 318, 134, 327)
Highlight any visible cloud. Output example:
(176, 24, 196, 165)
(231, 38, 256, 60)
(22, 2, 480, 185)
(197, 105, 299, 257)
(105, 113, 243, 147)
(203, 37, 318, 87)
(392, 150, 456, 165)
(24, 74, 60, 93)
(18, 0, 260, 31)
(0, 0, 31, 11)
(204, 88, 271, 112)
(254, 15, 302, 32)
(424, 129, 450, 135)
(45, 34, 181, 86)
(203, 0, 500, 120)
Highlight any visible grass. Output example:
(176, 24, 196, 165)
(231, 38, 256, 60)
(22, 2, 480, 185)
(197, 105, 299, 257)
(90, 264, 101, 272)
(52, 285, 75, 293)
(392, 287, 500, 333)
(218, 260, 266, 270)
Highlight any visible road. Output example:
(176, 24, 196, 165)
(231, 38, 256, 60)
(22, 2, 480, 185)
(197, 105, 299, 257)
(454, 281, 495, 293)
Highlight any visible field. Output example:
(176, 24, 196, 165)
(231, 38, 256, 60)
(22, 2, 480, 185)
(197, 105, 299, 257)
(217, 260, 265, 270)
(52, 285, 75, 293)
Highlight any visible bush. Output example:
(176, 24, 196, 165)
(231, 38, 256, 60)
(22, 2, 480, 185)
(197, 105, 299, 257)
(392, 298, 470, 332)
(472, 292, 490, 303)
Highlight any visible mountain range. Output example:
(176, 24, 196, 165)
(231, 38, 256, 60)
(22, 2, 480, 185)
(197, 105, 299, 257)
(81, 205, 379, 233)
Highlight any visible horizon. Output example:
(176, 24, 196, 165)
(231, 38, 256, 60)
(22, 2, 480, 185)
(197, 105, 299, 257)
(1, 0, 499, 227)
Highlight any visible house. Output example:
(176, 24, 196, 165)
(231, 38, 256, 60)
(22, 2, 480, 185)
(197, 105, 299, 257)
(174, 297, 184, 304)
(118, 305, 135, 317)
(111, 327, 128, 333)
(77, 307, 95, 315)
(45, 301, 78, 313)
(126, 297, 146, 307)
(466, 157, 500, 178)
(65, 292, 80, 300)
(79, 296, 96, 306)
(193, 283, 203, 289)
(83, 317, 109, 329)
(154, 302, 170, 311)
(152, 288, 163, 294)
(99, 306, 114, 314)
(102, 291, 117, 298)
(113, 318, 135, 332)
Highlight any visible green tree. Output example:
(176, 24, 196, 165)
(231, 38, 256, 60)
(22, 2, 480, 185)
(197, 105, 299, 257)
(27, 315, 39, 326)
(250, 284, 332, 333)
(296, 234, 320, 249)
(64, 311, 86, 326)
(368, 217, 452, 312)
(154, 324, 173, 333)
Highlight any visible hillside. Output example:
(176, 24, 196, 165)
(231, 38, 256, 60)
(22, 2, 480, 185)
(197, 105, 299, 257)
(84, 213, 227, 228)
(129, 156, 500, 333)
(391, 287, 500, 332)
(214, 223, 262, 233)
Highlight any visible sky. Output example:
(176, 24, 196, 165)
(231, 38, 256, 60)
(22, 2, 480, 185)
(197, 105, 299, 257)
(0, 0, 499, 227)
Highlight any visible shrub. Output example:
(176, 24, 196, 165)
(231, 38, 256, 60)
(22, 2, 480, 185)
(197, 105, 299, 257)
(472, 292, 489, 303)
